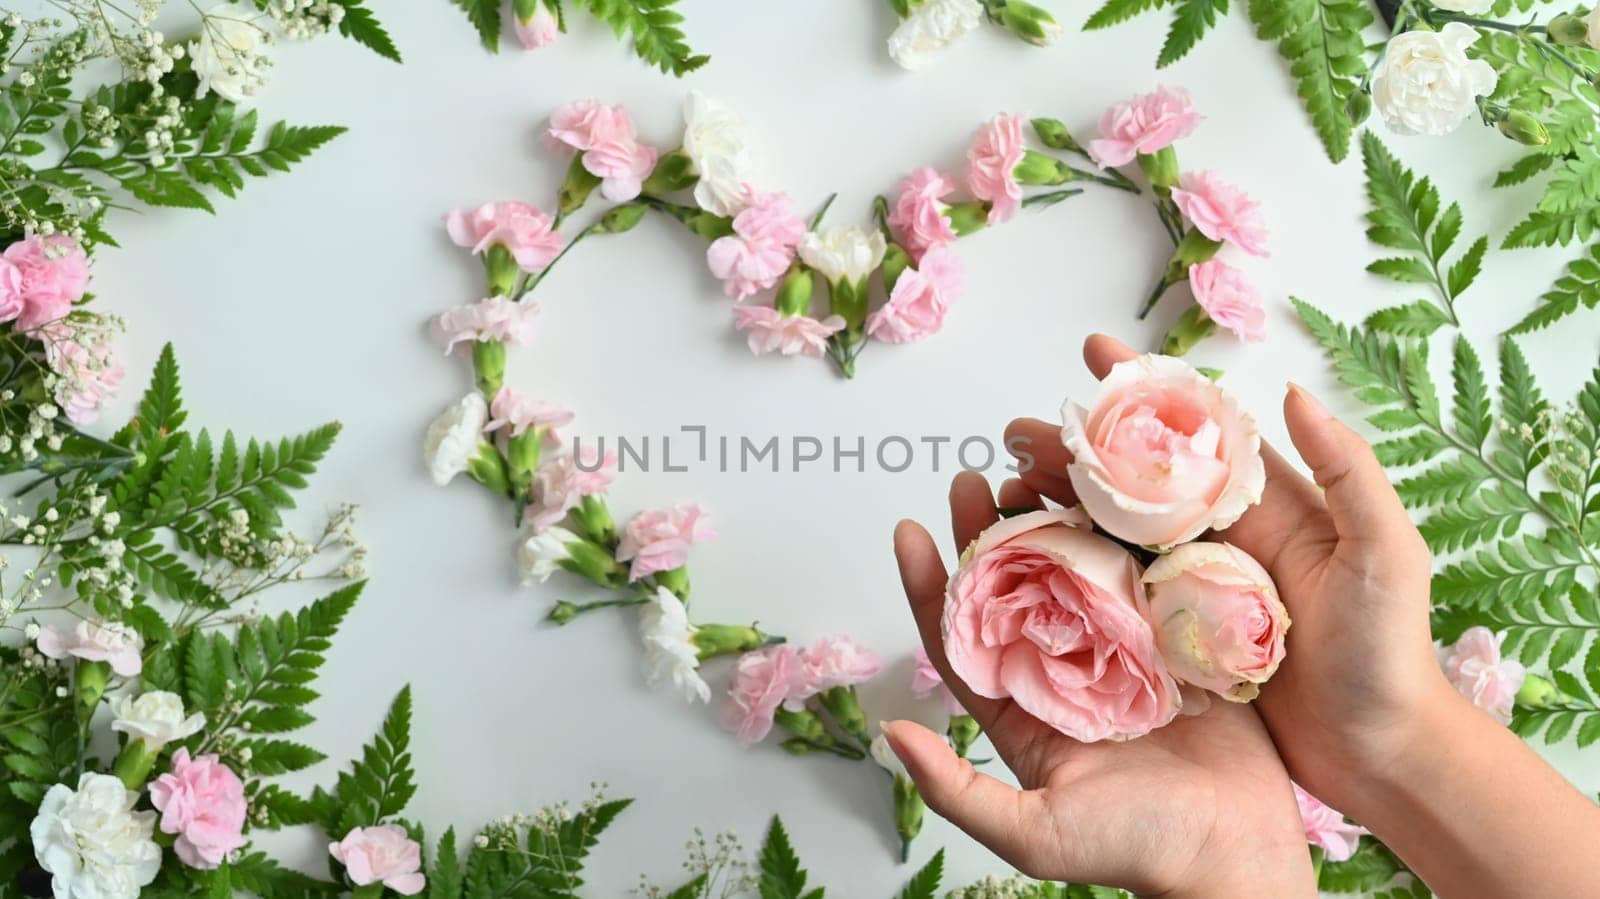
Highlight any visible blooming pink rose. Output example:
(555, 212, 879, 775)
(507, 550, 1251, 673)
(435, 297, 539, 353)
(1087, 86, 1203, 168)
(1060, 353, 1265, 550)
(35, 620, 143, 677)
(616, 503, 716, 581)
(732, 306, 845, 357)
(865, 245, 963, 344)
(888, 167, 958, 260)
(965, 114, 1027, 224)
(1439, 626, 1525, 726)
(514, 1, 559, 49)
(1144, 541, 1288, 701)
(528, 446, 616, 532)
(4, 234, 90, 332)
(544, 100, 657, 201)
(706, 189, 806, 300)
(722, 644, 808, 744)
(0, 257, 23, 323)
(485, 386, 573, 438)
(329, 825, 425, 896)
(1171, 171, 1269, 257)
(1293, 784, 1367, 862)
(444, 201, 564, 272)
(40, 322, 124, 425)
(943, 508, 1183, 742)
(911, 645, 963, 714)
(148, 749, 247, 869)
(800, 636, 883, 693)
(1187, 259, 1265, 342)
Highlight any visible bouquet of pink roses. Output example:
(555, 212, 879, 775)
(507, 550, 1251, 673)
(942, 353, 1289, 742)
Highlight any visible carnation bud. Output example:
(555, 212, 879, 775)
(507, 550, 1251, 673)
(505, 429, 545, 493)
(598, 203, 648, 234)
(997, 0, 1061, 46)
(1160, 303, 1218, 357)
(1497, 109, 1550, 147)
(890, 776, 924, 862)
(655, 564, 691, 600)
(947, 714, 981, 758)
(818, 686, 870, 746)
(652, 198, 734, 240)
(1030, 117, 1083, 154)
(112, 739, 158, 790)
(1515, 673, 1572, 709)
(641, 148, 697, 195)
(692, 623, 780, 658)
(775, 267, 814, 318)
(562, 537, 628, 587)
(826, 275, 867, 335)
(74, 659, 109, 713)
(546, 601, 579, 625)
(1012, 149, 1074, 186)
(773, 706, 829, 743)
(944, 201, 988, 237)
(1137, 145, 1180, 190)
(557, 155, 601, 217)
(1345, 88, 1372, 126)
(472, 340, 506, 397)
(1546, 13, 1590, 47)
(569, 494, 615, 546)
(466, 443, 512, 497)
(483, 244, 519, 297)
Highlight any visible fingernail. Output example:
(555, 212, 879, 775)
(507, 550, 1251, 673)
(1288, 382, 1330, 418)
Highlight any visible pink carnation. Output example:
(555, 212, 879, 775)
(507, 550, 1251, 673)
(800, 636, 883, 693)
(0, 257, 23, 324)
(1171, 171, 1269, 257)
(528, 446, 617, 532)
(485, 386, 573, 438)
(544, 100, 657, 202)
(706, 189, 806, 300)
(722, 644, 808, 745)
(616, 503, 716, 581)
(888, 168, 957, 260)
(966, 114, 1027, 225)
(1188, 259, 1265, 342)
(3, 234, 90, 333)
(435, 297, 539, 353)
(329, 825, 425, 896)
(148, 749, 248, 869)
(1087, 86, 1203, 168)
(1293, 783, 1367, 863)
(732, 306, 845, 358)
(1439, 626, 1525, 726)
(514, 1, 559, 49)
(865, 245, 963, 344)
(444, 201, 564, 272)
(40, 320, 123, 425)
(35, 620, 143, 677)
(912, 645, 963, 715)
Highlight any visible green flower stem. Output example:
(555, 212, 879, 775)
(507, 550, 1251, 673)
(545, 594, 650, 625)
(520, 222, 601, 297)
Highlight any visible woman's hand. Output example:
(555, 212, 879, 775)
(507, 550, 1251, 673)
(887, 468, 1316, 898)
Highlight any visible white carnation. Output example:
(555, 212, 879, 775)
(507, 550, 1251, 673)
(518, 526, 579, 585)
(637, 587, 710, 703)
(423, 393, 489, 487)
(1371, 23, 1498, 136)
(30, 773, 161, 899)
(869, 733, 908, 780)
(192, 3, 272, 104)
(1428, 0, 1493, 12)
(887, 0, 983, 71)
(110, 690, 206, 749)
(682, 91, 753, 217)
(798, 227, 887, 287)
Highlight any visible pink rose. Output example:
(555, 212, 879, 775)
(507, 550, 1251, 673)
(706, 189, 806, 300)
(1060, 353, 1265, 550)
(40, 321, 124, 425)
(0, 257, 23, 323)
(514, 1, 559, 49)
(965, 114, 1027, 224)
(4, 234, 90, 332)
(1293, 784, 1367, 863)
(888, 167, 958, 260)
(722, 644, 807, 745)
(1187, 259, 1265, 342)
(435, 297, 539, 353)
(444, 201, 564, 272)
(148, 749, 248, 869)
(800, 636, 883, 692)
(544, 100, 657, 202)
(912, 645, 963, 714)
(528, 446, 616, 532)
(1087, 86, 1203, 168)
(328, 824, 425, 896)
(485, 386, 573, 438)
(1439, 626, 1525, 726)
(616, 503, 716, 581)
(943, 508, 1183, 742)
(865, 245, 963, 344)
(1171, 171, 1269, 257)
(35, 620, 143, 677)
(732, 306, 845, 357)
(1144, 541, 1288, 701)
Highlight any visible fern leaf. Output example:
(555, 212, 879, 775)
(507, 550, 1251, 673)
(331, 0, 403, 61)
(1158, 0, 1229, 67)
(574, 0, 708, 75)
(1084, 0, 1171, 29)
(758, 816, 812, 899)
(1247, 0, 1371, 163)
(896, 849, 945, 899)
(452, 0, 502, 50)
(1505, 242, 1600, 335)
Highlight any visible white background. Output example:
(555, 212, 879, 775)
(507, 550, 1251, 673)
(63, 0, 1600, 893)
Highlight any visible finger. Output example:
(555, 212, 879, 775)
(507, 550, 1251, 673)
(1004, 417, 1075, 491)
(1283, 383, 1420, 550)
(996, 478, 1042, 512)
(1082, 332, 1138, 379)
(882, 720, 1053, 870)
(892, 520, 1006, 727)
(949, 471, 998, 555)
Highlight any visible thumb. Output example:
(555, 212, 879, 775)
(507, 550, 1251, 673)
(882, 720, 1050, 871)
(1283, 384, 1419, 549)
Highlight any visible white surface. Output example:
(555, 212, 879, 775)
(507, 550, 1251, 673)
(78, 1, 1599, 893)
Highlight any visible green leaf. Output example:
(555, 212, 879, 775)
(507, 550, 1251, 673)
(1365, 301, 1451, 337)
(451, 0, 501, 50)
(758, 816, 812, 899)
(1505, 242, 1600, 335)
(310, 684, 416, 835)
(896, 849, 944, 899)
(573, 0, 709, 75)
(1083, 0, 1171, 30)
(1246, 0, 1371, 163)
(332, 0, 403, 61)
(1450, 336, 1491, 449)
(1318, 837, 1402, 892)
(1158, 0, 1228, 67)
(428, 828, 463, 899)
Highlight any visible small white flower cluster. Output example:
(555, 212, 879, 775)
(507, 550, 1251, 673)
(265, 0, 348, 42)
(0, 389, 63, 465)
(472, 788, 611, 853)
(128, 27, 185, 86)
(947, 874, 1051, 899)
(191, 4, 276, 104)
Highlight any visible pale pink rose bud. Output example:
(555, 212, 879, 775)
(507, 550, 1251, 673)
(911, 645, 963, 715)
(1171, 171, 1269, 257)
(1060, 353, 1265, 550)
(1293, 783, 1367, 862)
(1144, 542, 1288, 702)
(944, 508, 1183, 742)
(35, 620, 143, 677)
(148, 749, 248, 869)
(514, 0, 559, 49)
(705, 187, 806, 300)
(444, 201, 564, 272)
(434, 297, 539, 353)
(4, 233, 90, 332)
(721, 643, 808, 745)
(887, 167, 958, 260)
(965, 114, 1027, 224)
(1439, 626, 1525, 726)
(1187, 259, 1266, 342)
(800, 636, 884, 692)
(616, 503, 716, 581)
(1087, 86, 1203, 169)
(865, 245, 963, 344)
(328, 824, 425, 895)
(732, 306, 845, 358)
